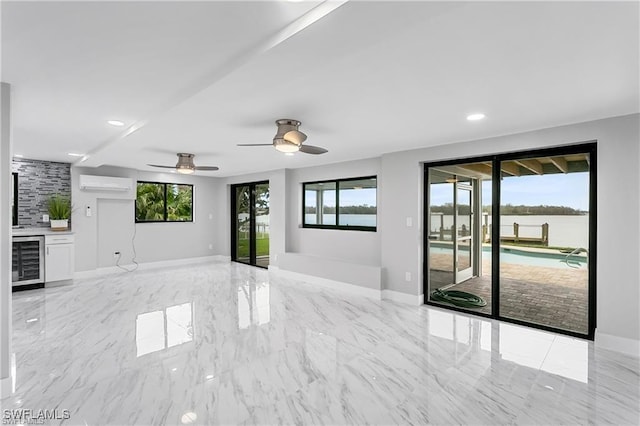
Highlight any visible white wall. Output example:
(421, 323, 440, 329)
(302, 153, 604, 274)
(379, 113, 640, 346)
(285, 157, 381, 266)
(0, 82, 14, 397)
(71, 166, 220, 271)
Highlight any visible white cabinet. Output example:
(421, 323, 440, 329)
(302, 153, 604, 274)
(45, 234, 74, 282)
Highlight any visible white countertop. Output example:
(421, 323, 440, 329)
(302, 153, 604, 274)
(12, 227, 74, 237)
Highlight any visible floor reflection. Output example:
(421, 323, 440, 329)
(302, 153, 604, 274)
(427, 309, 589, 383)
(238, 281, 270, 329)
(136, 302, 194, 357)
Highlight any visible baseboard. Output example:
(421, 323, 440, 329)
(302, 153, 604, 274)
(0, 375, 13, 398)
(74, 255, 229, 280)
(595, 330, 640, 358)
(381, 289, 423, 306)
(270, 267, 382, 300)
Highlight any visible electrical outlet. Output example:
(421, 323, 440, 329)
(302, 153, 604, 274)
(43, 214, 49, 222)
(405, 272, 412, 282)
(208, 244, 213, 250)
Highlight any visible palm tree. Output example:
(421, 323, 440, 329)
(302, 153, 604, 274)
(167, 185, 192, 221)
(136, 183, 165, 220)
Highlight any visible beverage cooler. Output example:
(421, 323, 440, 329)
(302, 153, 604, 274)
(12, 236, 45, 288)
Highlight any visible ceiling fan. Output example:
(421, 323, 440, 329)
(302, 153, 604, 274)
(148, 153, 219, 174)
(237, 119, 328, 155)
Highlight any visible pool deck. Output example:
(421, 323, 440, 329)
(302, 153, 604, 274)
(429, 255, 588, 335)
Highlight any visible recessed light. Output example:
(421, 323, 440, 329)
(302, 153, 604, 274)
(67, 152, 85, 157)
(14, 154, 23, 158)
(107, 120, 125, 127)
(205, 374, 214, 380)
(466, 113, 486, 121)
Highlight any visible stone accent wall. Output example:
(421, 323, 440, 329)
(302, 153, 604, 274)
(11, 158, 71, 227)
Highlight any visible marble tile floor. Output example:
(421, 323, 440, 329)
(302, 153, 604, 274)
(2, 260, 639, 425)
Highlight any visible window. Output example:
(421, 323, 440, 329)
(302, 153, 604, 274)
(135, 181, 193, 222)
(303, 176, 377, 231)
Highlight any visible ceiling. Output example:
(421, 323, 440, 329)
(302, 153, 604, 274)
(3, 1, 638, 177)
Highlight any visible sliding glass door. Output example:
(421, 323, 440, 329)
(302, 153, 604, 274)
(231, 181, 270, 268)
(425, 143, 596, 339)
(427, 162, 492, 315)
(498, 153, 591, 335)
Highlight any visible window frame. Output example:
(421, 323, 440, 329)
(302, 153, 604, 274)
(302, 175, 377, 232)
(135, 180, 194, 223)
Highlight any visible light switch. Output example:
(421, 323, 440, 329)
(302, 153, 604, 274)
(406, 217, 413, 227)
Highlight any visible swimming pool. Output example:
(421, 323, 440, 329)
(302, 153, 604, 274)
(429, 245, 587, 269)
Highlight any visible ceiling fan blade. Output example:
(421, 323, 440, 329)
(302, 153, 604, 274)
(237, 143, 273, 147)
(194, 166, 219, 171)
(299, 145, 328, 155)
(148, 164, 177, 169)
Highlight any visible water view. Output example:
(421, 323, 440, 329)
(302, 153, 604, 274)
(304, 213, 376, 227)
(430, 214, 589, 248)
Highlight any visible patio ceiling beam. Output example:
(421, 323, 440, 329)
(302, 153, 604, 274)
(515, 159, 543, 175)
(500, 161, 521, 176)
(549, 156, 568, 173)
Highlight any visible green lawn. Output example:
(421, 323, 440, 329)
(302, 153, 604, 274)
(236, 236, 269, 258)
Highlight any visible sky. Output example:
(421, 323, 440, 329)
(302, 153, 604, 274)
(431, 172, 590, 211)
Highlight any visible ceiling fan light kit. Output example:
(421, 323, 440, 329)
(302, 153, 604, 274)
(274, 119, 305, 153)
(274, 138, 300, 153)
(176, 167, 195, 174)
(176, 153, 196, 172)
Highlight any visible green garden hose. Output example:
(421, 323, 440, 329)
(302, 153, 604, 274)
(431, 288, 487, 308)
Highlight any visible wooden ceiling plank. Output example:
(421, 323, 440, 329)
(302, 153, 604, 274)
(514, 159, 543, 175)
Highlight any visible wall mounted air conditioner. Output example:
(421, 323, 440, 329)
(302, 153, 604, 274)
(79, 175, 133, 192)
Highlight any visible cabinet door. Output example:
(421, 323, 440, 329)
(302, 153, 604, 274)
(46, 244, 74, 282)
